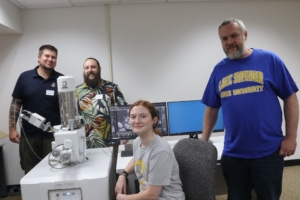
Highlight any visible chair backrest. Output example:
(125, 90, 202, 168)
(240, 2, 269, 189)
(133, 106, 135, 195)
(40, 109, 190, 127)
(173, 138, 218, 200)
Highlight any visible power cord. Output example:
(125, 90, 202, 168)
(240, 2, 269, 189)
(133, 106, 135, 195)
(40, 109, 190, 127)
(47, 144, 70, 169)
(19, 117, 42, 160)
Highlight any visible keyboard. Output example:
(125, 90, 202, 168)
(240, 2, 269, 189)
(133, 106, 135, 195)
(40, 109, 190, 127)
(121, 149, 133, 157)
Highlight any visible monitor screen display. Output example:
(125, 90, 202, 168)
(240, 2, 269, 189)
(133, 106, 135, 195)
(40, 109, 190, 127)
(109, 104, 134, 140)
(152, 102, 168, 136)
(167, 100, 224, 136)
(109, 102, 168, 140)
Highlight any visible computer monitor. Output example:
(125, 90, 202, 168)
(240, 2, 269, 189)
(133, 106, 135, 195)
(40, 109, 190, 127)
(109, 102, 168, 140)
(152, 102, 168, 136)
(167, 100, 224, 138)
(109, 104, 134, 140)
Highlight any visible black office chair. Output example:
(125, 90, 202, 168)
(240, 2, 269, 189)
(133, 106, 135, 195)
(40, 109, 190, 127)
(173, 138, 218, 200)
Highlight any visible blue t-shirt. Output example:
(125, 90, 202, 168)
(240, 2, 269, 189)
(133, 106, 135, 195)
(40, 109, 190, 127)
(202, 49, 298, 159)
(12, 66, 63, 138)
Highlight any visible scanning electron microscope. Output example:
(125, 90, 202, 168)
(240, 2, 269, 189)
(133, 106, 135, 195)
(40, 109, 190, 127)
(20, 76, 115, 200)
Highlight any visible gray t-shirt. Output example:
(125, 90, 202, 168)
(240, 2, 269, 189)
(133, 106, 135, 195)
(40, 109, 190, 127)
(133, 135, 185, 200)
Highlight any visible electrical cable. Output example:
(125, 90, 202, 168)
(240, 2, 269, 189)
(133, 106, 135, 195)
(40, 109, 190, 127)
(48, 144, 71, 169)
(19, 117, 42, 160)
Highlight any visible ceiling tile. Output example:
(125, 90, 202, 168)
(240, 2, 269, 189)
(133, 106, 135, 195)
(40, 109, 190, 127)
(70, 0, 118, 3)
(120, 0, 166, 3)
(71, 0, 120, 6)
(11, 0, 72, 9)
(9, 0, 296, 10)
(168, 0, 209, 2)
(211, 0, 251, 1)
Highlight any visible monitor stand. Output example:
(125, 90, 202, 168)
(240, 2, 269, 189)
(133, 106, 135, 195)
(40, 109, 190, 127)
(189, 133, 198, 139)
(189, 133, 213, 143)
(121, 143, 133, 157)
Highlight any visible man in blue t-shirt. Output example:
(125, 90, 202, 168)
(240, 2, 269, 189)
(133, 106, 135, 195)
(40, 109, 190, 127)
(202, 18, 299, 200)
(9, 45, 63, 174)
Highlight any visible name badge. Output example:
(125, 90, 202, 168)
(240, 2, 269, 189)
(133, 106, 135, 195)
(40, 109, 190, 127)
(96, 94, 103, 99)
(46, 90, 55, 96)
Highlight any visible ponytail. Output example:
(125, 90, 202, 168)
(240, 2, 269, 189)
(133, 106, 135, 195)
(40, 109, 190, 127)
(153, 122, 162, 137)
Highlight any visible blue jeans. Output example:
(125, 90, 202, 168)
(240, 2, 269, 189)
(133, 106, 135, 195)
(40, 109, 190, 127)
(221, 151, 284, 200)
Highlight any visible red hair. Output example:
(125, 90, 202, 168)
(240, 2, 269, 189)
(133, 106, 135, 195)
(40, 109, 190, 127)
(129, 100, 162, 137)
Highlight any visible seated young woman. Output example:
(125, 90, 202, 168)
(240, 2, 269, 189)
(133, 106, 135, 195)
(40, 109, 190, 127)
(115, 100, 185, 200)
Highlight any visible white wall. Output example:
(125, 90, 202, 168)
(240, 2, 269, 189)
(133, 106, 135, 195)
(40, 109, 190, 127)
(0, 0, 22, 34)
(0, 1, 299, 185)
(109, 1, 300, 159)
(110, 2, 300, 103)
(0, 6, 109, 185)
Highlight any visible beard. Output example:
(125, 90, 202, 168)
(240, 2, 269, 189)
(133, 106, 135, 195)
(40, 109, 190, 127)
(39, 62, 54, 72)
(84, 70, 101, 88)
(224, 43, 246, 60)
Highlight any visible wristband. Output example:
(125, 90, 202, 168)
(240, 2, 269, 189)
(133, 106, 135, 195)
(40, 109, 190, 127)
(120, 170, 129, 178)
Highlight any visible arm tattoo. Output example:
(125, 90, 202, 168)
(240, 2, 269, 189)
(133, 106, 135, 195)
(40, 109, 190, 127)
(9, 99, 23, 129)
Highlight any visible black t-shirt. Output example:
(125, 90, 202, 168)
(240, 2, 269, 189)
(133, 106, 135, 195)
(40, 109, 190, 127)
(12, 66, 63, 138)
